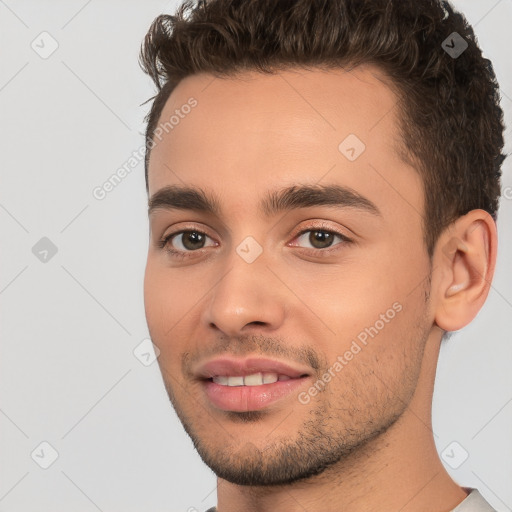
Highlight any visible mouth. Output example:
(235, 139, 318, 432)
(201, 375, 310, 412)
(194, 357, 312, 412)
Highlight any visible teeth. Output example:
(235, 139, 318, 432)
(212, 372, 283, 386)
(227, 376, 244, 386)
(244, 373, 263, 386)
(262, 373, 278, 384)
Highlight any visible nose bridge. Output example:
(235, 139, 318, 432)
(203, 238, 285, 334)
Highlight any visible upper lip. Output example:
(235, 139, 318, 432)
(194, 356, 312, 380)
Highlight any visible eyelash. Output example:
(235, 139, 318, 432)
(156, 222, 352, 260)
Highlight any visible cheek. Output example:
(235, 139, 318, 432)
(315, 291, 428, 418)
(144, 259, 211, 372)
(307, 252, 429, 364)
(144, 267, 182, 378)
(143, 262, 188, 344)
(298, 266, 402, 335)
(144, 263, 166, 330)
(144, 258, 198, 321)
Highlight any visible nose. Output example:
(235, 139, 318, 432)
(202, 249, 286, 337)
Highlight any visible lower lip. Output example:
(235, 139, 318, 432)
(202, 377, 309, 412)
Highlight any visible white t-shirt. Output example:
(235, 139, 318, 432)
(204, 487, 496, 511)
(452, 488, 496, 511)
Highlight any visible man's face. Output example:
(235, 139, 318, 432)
(144, 66, 434, 485)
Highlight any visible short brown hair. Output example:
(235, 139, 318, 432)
(139, 0, 506, 256)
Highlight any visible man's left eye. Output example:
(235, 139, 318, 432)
(293, 229, 351, 251)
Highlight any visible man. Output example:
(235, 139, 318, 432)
(140, 0, 505, 510)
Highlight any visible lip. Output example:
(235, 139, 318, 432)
(202, 377, 310, 412)
(194, 356, 312, 380)
(195, 356, 312, 412)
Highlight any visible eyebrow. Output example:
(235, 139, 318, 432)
(148, 183, 381, 218)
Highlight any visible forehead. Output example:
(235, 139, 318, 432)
(147, 65, 418, 217)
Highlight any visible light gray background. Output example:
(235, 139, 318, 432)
(0, 1, 511, 511)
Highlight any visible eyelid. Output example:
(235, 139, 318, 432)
(291, 220, 351, 239)
(288, 221, 352, 250)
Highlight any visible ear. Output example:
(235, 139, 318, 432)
(433, 209, 497, 333)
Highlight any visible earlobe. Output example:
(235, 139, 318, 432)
(433, 210, 497, 333)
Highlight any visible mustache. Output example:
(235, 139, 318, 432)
(181, 333, 324, 378)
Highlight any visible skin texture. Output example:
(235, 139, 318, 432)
(143, 66, 497, 512)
